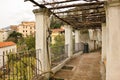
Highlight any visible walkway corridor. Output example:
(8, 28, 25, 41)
(54, 51, 101, 80)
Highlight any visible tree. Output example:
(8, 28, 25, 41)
(6, 31, 23, 43)
(53, 34, 65, 46)
(50, 17, 64, 29)
(24, 35, 35, 50)
(50, 34, 65, 56)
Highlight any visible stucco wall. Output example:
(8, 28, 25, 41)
(80, 31, 95, 51)
(0, 31, 9, 42)
(0, 45, 17, 67)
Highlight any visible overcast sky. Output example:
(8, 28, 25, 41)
(0, 0, 35, 29)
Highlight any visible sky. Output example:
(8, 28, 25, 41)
(0, 0, 35, 29)
(0, 0, 98, 29)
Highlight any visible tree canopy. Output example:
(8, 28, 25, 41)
(50, 17, 64, 29)
(24, 35, 35, 50)
(6, 31, 23, 43)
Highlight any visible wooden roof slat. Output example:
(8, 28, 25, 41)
(26, 0, 106, 29)
(28, 0, 72, 25)
(58, 12, 105, 18)
(39, 0, 80, 5)
(55, 6, 104, 14)
(49, 1, 105, 10)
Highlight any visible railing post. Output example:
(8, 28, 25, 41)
(3, 53, 5, 80)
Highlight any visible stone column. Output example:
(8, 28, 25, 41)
(88, 29, 94, 40)
(102, 23, 106, 62)
(65, 25, 73, 58)
(75, 30, 80, 51)
(96, 29, 102, 49)
(93, 29, 97, 50)
(33, 8, 51, 78)
(106, 1, 120, 80)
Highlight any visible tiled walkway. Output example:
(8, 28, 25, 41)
(54, 51, 101, 80)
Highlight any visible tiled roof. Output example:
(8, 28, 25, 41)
(10, 25, 18, 31)
(51, 28, 64, 33)
(0, 42, 16, 48)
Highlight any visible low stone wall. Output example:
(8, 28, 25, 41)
(100, 61, 106, 80)
(51, 51, 83, 74)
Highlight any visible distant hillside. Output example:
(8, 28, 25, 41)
(2, 26, 10, 30)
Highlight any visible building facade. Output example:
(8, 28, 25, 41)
(0, 29, 10, 42)
(0, 42, 17, 67)
(51, 27, 65, 44)
(17, 21, 35, 37)
(10, 25, 18, 31)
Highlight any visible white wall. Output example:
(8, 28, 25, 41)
(80, 31, 95, 51)
(0, 32, 3, 42)
(0, 31, 9, 42)
(3, 31, 9, 41)
(18, 23, 35, 37)
(106, 1, 120, 80)
(0, 45, 17, 67)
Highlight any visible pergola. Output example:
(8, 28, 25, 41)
(25, 0, 106, 79)
(25, 0, 120, 80)
(25, 0, 106, 29)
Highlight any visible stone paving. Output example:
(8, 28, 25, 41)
(54, 51, 101, 80)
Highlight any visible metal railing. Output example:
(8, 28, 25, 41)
(0, 49, 41, 80)
(0, 45, 69, 79)
(50, 45, 68, 68)
(73, 42, 84, 54)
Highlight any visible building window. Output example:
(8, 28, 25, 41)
(26, 30, 27, 32)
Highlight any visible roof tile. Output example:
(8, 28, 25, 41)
(0, 42, 16, 48)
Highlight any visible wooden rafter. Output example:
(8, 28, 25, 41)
(55, 6, 104, 14)
(39, 0, 80, 5)
(49, 1, 104, 10)
(26, 0, 106, 29)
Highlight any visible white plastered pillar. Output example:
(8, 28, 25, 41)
(96, 29, 102, 49)
(102, 23, 106, 62)
(65, 25, 73, 58)
(93, 29, 97, 50)
(106, 1, 120, 80)
(33, 8, 51, 78)
(75, 30, 80, 51)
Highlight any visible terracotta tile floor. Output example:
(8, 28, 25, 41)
(54, 51, 101, 80)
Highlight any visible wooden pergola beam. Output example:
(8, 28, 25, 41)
(39, 0, 80, 5)
(26, 0, 106, 29)
(58, 12, 105, 19)
(49, 1, 105, 10)
(55, 6, 104, 14)
(26, 0, 72, 25)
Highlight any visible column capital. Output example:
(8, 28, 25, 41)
(64, 25, 73, 31)
(102, 23, 106, 27)
(33, 8, 51, 16)
(107, 0, 120, 7)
